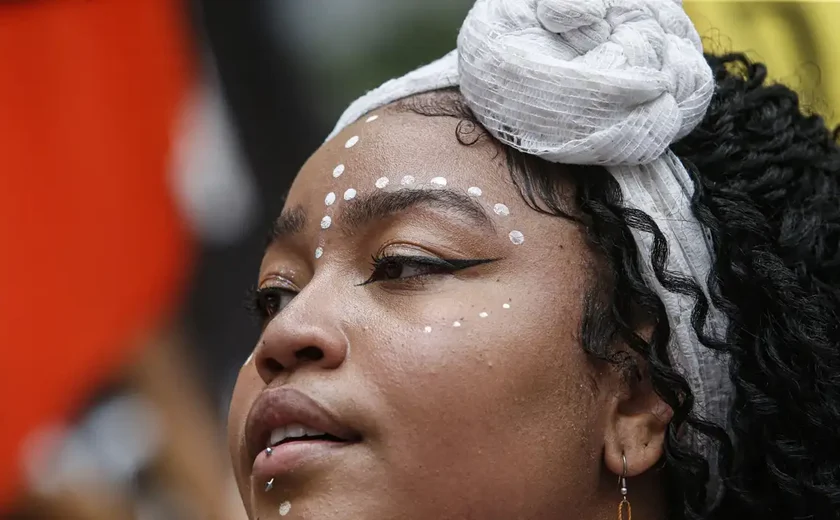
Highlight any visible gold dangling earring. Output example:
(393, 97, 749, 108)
(618, 452, 632, 520)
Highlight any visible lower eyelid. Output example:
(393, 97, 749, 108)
(404, 263, 447, 275)
(377, 274, 441, 292)
(387, 267, 456, 284)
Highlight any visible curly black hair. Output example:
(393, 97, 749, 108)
(394, 53, 840, 520)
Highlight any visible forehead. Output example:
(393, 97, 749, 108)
(286, 109, 510, 209)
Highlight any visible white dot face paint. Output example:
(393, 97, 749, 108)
(314, 247, 323, 259)
(344, 188, 357, 201)
(325, 192, 336, 206)
(509, 230, 525, 245)
(365, 115, 379, 123)
(400, 175, 415, 186)
(320, 216, 332, 229)
(424, 326, 432, 333)
(333, 164, 345, 178)
(494, 203, 510, 216)
(453, 321, 462, 328)
(503, 303, 511, 309)
(279, 500, 292, 516)
(479, 312, 489, 318)
(345, 135, 359, 148)
(467, 186, 482, 197)
(375, 177, 389, 189)
(430, 176, 447, 187)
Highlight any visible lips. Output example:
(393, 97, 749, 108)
(244, 387, 361, 471)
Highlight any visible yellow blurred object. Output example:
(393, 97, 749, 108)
(685, 1, 839, 128)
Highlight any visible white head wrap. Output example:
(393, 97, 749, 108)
(328, 0, 732, 498)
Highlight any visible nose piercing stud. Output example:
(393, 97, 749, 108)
(265, 478, 274, 492)
(266, 447, 273, 456)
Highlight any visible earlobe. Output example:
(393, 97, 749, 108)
(603, 376, 673, 478)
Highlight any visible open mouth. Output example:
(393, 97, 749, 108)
(245, 387, 361, 468)
(265, 424, 348, 449)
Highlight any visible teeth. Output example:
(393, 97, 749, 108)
(269, 426, 287, 446)
(286, 424, 306, 439)
(267, 424, 329, 448)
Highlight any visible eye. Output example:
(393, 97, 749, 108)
(359, 254, 499, 286)
(248, 285, 297, 322)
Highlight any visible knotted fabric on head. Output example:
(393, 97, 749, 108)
(328, 0, 732, 501)
(458, 0, 713, 164)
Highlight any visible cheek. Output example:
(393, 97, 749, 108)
(368, 291, 592, 427)
(352, 273, 601, 504)
(227, 366, 263, 499)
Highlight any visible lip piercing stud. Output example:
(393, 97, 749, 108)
(266, 447, 273, 456)
(265, 478, 274, 492)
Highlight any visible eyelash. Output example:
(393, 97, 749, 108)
(358, 253, 497, 286)
(245, 254, 499, 322)
(245, 285, 296, 323)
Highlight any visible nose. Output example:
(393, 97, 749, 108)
(253, 292, 348, 384)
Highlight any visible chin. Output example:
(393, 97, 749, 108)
(246, 489, 404, 520)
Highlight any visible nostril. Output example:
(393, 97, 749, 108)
(265, 357, 284, 373)
(296, 346, 324, 362)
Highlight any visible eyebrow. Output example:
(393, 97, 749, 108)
(339, 188, 494, 235)
(266, 188, 495, 246)
(267, 205, 306, 246)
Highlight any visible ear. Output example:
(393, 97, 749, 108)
(602, 367, 673, 478)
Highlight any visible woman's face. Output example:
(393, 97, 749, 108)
(228, 110, 630, 519)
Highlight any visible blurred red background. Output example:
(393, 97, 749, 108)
(0, 0, 194, 509)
